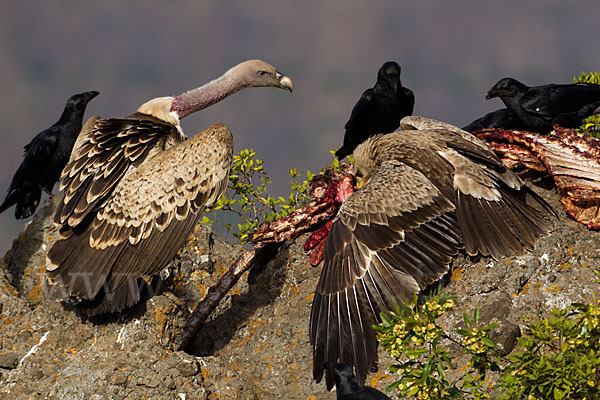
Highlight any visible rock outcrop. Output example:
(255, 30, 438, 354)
(1, 182, 599, 399)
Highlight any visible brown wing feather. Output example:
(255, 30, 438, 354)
(438, 140, 552, 259)
(401, 116, 523, 190)
(47, 124, 233, 314)
(311, 120, 553, 389)
(310, 160, 462, 389)
(55, 113, 184, 230)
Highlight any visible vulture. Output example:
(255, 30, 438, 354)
(335, 62, 414, 160)
(325, 362, 392, 400)
(486, 77, 600, 132)
(46, 60, 293, 316)
(310, 116, 553, 389)
(0, 91, 99, 219)
(462, 108, 529, 132)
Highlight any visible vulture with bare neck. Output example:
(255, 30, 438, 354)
(47, 60, 293, 316)
(310, 116, 553, 389)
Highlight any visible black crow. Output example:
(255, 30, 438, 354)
(335, 62, 414, 160)
(552, 100, 600, 128)
(0, 91, 99, 219)
(485, 77, 600, 132)
(325, 362, 392, 400)
(462, 108, 529, 132)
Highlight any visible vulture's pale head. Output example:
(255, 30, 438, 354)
(233, 59, 293, 92)
(352, 134, 385, 184)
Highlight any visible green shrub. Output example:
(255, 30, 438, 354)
(498, 299, 600, 400)
(574, 72, 600, 137)
(202, 148, 314, 243)
(376, 293, 600, 400)
(574, 71, 600, 85)
(374, 292, 500, 399)
(579, 114, 600, 138)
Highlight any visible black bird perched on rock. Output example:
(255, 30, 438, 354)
(485, 77, 600, 133)
(311, 116, 553, 389)
(462, 108, 529, 132)
(0, 91, 99, 219)
(325, 362, 391, 400)
(335, 62, 414, 160)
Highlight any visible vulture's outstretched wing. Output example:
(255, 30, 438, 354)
(55, 114, 184, 231)
(311, 120, 553, 389)
(47, 123, 232, 315)
(311, 158, 461, 388)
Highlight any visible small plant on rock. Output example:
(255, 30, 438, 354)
(574, 71, 600, 85)
(374, 292, 501, 399)
(202, 148, 315, 243)
(497, 298, 600, 400)
(377, 294, 600, 400)
(574, 71, 600, 137)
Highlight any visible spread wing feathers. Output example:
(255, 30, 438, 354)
(401, 116, 523, 190)
(320, 160, 455, 293)
(89, 123, 232, 251)
(310, 161, 462, 389)
(47, 123, 233, 305)
(55, 114, 184, 230)
(438, 138, 552, 260)
(454, 182, 551, 260)
(311, 123, 553, 388)
(46, 207, 202, 314)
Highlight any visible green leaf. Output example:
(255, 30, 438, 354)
(456, 329, 472, 337)
(386, 380, 402, 392)
(404, 348, 430, 357)
(464, 313, 472, 330)
(380, 313, 391, 326)
(482, 322, 500, 331)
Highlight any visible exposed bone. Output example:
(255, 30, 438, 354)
(475, 126, 600, 229)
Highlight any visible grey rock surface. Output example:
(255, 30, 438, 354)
(1, 181, 599, 399)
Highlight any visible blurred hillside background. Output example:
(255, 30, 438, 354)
(1, 0, 599, 254)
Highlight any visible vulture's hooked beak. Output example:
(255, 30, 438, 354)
(355, 172, 367, 189)
(276, 71, 294, 92)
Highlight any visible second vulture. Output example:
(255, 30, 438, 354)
(46, 60, 293, 316)
(310, 116, 553, 389)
